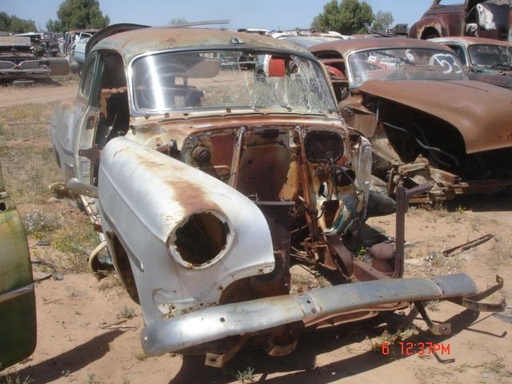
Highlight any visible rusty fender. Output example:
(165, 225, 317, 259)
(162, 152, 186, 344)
(142, 273, 477, 355)
(97, 137, 276, 321)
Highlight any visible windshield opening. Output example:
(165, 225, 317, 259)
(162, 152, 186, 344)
(347, 48, 467, 87)
(468, 44, 512, 67)
(131, 49, 337, 115)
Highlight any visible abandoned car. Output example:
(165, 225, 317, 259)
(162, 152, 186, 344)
(49, 24, 503, 366)
(0, 162, 37, 370)
(13, 32, 61, 57)
(431, 36, 512, 89)
(309, 37, 512, 202)
(12, 32, 70, 77)
(409, 0, 511, 41)
(62, 29, 100, 73)
(0, 35, 51, 81)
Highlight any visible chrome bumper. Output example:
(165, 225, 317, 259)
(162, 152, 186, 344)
(142, 273, 477, 355)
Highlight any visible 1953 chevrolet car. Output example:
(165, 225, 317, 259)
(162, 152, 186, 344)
(49, 24, 504, 367)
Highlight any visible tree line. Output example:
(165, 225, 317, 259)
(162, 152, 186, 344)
(1, 0, 393, 35)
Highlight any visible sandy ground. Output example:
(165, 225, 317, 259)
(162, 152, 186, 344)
(1, 80, 511, 384)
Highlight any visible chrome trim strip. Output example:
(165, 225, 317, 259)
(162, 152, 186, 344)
(0, 284, 34, 304)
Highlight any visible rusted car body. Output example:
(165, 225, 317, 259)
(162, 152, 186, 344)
(49, 25, 503, 366)
(0, 163, 36, 370)
(12, 32, 70, 77)
(309, 37, 512, 202)
(0, 36, 51, 81)
(409, 0, 511, 41)
(431, 36, 512, 89)
(14, 32, 61, 57)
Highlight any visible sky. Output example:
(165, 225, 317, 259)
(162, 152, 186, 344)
(1, 0, 434, 32)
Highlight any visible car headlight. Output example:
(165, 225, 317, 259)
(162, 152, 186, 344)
(168, 211, 232, 269)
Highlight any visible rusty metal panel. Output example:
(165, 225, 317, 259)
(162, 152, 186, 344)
(409, 0, 511, 40)
(359, 79, 512, 154)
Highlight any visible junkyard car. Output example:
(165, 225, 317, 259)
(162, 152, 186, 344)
(49, 24, 503, 366)
(13, 32, 70, 77)
(14, 32, 61, 57)
(431, 36, 512, 89)
(0, 36, 51, 82)
(408, 0, 511, 41)
(0, 163, 36, 370)
(60, 29, 100, 73)
(309, 37, 512, 202)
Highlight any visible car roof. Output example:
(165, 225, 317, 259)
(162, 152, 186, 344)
(430, 36, 512, 47)
(90, 25, 312, 63)
(0, 36, 32, 47)
(278, 35, 345, 49)
(309, 37, 454, 57)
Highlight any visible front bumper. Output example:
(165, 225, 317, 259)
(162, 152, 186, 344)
(142, 273, 478, 356)
(0, 68, 51, 80)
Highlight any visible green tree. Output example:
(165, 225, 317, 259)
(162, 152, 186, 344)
(168, 17, 189, 26)
(46, 0, 110, 32)
(0, 11, 37, 32)
(312, 0, 374, 35)
(46, 19, 63, 32)
(371, 10, 394, 33)
(0, 12, 11, 31)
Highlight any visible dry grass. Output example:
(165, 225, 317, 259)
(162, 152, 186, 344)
(0, 102, 60, 203)
(0, 98, 94, 274)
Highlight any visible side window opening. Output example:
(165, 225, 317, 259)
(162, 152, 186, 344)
(95, 52, 129, 149)
(449, 44, 467, 65)
(79, 55, 98, 100)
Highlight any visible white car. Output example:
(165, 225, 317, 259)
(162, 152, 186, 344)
(49, 24, 502, 368)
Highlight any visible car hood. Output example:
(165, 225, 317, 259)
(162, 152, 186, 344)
(359, 79, 512, 154)
(468, 71, 512, 90)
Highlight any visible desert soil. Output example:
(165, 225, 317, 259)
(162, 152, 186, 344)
(1, 79, 511, 384)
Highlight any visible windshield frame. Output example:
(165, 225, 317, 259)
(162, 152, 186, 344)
(467, 44, 512, 67)
(346, 47, 468, 88)
(128, 47, 338, 117)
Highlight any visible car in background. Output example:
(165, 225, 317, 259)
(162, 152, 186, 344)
(277, 33, 349, 49)
(13, 32, 61, 57)
(61, 29, 99, 73)
(409, 0, 511, 41)
(0, 163, 36, 370)
(14, 32, 70, 77)
(310, 37, 512, 203)
(49, 23, 502, 367)
(255, 33, 348, 77)
(0, 35, 52, 82)
(431, 36, 512, 89)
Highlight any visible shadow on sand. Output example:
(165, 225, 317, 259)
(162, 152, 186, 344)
(0, 330, 123, 384)
(168, 307, 506, 383)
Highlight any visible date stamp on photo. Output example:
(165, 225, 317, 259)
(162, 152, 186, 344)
(381, 341, 451, 356)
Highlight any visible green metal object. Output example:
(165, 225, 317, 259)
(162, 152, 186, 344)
(0, 163, 36, 370)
